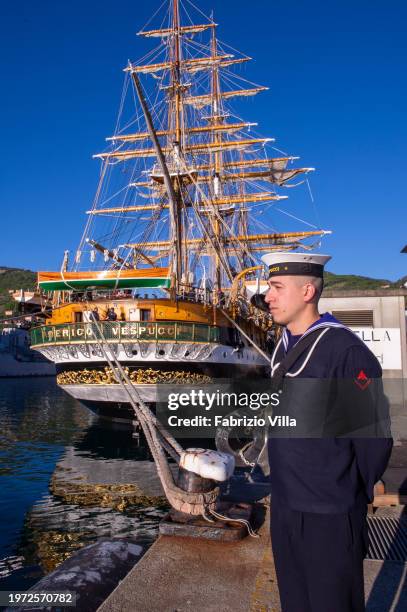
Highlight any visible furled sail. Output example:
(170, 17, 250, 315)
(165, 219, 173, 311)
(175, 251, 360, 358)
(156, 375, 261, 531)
(137, 23, 216, 38)
(93, 138, 273, 161)
(184, 87, 268, 109)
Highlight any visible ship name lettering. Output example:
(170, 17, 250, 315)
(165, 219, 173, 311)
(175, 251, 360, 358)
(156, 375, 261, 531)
(158, 327, 174, 336)
(139, 326, 156, 336)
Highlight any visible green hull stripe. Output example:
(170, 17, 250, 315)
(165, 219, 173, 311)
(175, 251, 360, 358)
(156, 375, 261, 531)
(39, 278, 171, 290)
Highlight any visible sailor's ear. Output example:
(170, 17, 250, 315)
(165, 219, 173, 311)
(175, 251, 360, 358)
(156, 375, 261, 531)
(303, 282, 317, 302)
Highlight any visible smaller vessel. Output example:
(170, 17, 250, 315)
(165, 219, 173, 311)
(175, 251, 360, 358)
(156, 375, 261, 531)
(0, 290, 55, 377)
(0, 326, 55, 377)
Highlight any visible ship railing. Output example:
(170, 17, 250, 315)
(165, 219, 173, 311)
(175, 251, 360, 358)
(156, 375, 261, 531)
(58, 286, 231, 307)
(30, 321, 220, 347)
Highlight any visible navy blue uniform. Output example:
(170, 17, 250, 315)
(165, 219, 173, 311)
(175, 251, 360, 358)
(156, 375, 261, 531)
(268, 313, 393, 612)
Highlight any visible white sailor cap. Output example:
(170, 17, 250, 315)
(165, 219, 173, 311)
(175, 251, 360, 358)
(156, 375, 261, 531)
(261, 252, 331, 279)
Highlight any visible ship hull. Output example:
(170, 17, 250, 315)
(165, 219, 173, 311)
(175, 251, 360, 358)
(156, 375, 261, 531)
(30, 310, 271, 422)
(57, 358, 268, 422)
(56, 354, 268, 422)
(37, 344, 269, 422)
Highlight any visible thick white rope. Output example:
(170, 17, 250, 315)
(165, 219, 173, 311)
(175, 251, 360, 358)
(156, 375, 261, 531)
(87, 313, 220, 516)
(208, 508, 259, 538)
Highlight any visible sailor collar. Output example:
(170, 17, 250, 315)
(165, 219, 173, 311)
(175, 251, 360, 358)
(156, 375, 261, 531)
(271, 319, 351, 378)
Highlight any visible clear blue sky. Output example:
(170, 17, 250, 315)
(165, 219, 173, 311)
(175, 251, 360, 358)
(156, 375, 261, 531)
(1, 0, 406, 280)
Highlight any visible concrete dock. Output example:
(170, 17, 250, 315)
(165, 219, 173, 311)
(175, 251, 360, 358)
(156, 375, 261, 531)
(97, 503, 406, 612)
(97, 503, 278, 612)
(95, 441, 407, 611)
(96, 440, 407, 611)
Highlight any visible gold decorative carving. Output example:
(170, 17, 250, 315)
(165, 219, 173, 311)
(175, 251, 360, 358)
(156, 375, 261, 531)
(57, 366, 212, 385)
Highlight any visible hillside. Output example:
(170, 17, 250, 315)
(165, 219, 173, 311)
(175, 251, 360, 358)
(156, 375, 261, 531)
(323, 271, 399, 290)
(0, 266, 405, 317)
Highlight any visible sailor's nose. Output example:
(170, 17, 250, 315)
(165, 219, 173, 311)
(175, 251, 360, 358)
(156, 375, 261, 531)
(264, 289, 274, 303)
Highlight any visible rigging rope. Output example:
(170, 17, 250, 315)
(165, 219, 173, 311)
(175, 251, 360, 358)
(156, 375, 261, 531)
(220, 309, 270, 363)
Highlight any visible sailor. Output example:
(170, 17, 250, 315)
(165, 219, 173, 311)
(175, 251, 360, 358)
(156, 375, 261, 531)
(105, 307, 118, 321)
(257, 251, 393, 612)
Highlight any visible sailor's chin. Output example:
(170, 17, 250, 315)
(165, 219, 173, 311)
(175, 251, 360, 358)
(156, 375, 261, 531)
(270, 311, 286, 325)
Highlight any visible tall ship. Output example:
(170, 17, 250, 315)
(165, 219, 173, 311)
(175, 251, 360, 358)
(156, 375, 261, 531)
(30, 0, 330, 421)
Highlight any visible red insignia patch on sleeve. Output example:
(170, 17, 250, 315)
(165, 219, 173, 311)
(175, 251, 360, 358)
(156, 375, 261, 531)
(354, 369, 371, 390)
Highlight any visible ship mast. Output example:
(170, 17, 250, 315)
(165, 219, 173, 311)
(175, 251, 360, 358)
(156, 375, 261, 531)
(169, 0, 183, 290)
(86, 0, 331, 291)
(130, 71, 182, 289)
(172, 0, 182, 145)
(210, 23, 222, 298)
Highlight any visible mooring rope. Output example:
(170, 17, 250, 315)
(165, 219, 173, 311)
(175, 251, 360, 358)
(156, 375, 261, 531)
(205, 508, 259, 538)
(87, 312, 220, 516)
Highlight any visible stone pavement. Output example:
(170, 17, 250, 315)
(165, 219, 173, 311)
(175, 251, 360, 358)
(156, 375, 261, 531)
(248, 539, 407, 611)
(97, 502, 406, 612)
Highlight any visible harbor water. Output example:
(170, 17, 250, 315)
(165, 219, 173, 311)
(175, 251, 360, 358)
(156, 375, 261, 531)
(0, 378, 167, 592)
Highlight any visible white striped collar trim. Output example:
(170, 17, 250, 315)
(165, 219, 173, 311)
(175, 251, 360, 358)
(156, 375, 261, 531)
(271, 337, 283, 371)
(282, 320, 353, 353)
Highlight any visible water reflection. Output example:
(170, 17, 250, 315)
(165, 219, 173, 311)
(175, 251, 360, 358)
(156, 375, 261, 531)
(0, 378, 167, 591)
